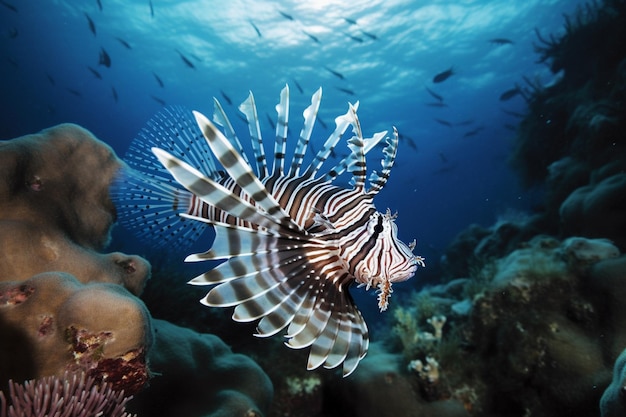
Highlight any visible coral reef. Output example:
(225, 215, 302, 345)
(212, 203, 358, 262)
(127, 319, 273, 417)
(0, 372, 135, 417)
(0, 272, 151, 395)
(600, 347, 626, 417)
(385, 236, 623, 416)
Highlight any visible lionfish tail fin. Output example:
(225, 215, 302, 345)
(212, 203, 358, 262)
(110, 105, 218, 249)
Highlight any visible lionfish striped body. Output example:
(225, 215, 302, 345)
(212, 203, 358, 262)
(112, 85, 424, 376)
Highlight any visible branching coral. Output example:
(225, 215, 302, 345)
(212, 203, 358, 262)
(0, 372, 135, 417)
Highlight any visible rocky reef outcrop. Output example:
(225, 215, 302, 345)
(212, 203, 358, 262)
(0, 124, 273, 417)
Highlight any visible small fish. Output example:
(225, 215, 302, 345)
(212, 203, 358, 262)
(112, 85, 424, 377)
(499, 86, 521, 101)
(293, 79, 304, 94)
(463, 126, 485, 138)
(425, 87, 443, 102)
(99, 47, 111, 67)
(87, 66, 102, 79)
(46, 73, 55, 85)
(344, 17, 357, 25)
(96, 0, 102, 11)
(302, 30, 319, 43)
(149, 0, 154, 17)
(85, 13, 96, 36)
(360, 30, 378, 40)
(150, 95, 166, 106)
(278, 10, 294, 21)
(265, 112, 276, 130)
(115, 37, 132, 49)
(335, 86, 355, 96)
(438, 152, 448, 163)
(153, 72, 164, 88)
(112, 86, 118, 102)
(324, 66, 345, 80)
(0, 0, 17, 13)
(398, 133, 417, 152)
(434, 118, 452, 127)
(175, 49, 195, 69)
(489, 38, 514, 45)
(66, 88, 82, 97)
(249, 20, 262, 38)
(433, 67, 454, 83)
(220, 90, 232, 106)
(424, 102, 448, 108)
(345, 33, 363, 43)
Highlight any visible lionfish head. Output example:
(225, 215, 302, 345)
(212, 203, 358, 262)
(354, 208, 424, 312)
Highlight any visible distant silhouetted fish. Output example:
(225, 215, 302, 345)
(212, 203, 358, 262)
(398, 133, 418, 152)
(46, 73, 55, 85)
(85, 13, 96, 36)
(149, 0, 154, 17)
(66, 88, 82, 97)
(249, 20, 262, 37)
(153, 72, 164, 87)
(463, 126, 484, 137)
(434, 118, 452, 127)
(151, 95, 166, 106)
(324, 66, 345, 80)
(425, 87, 443, 102)
(344, 17, 357, 25)
(0, 0, 17, 13)
(433, 67, 454, 83)
(96, 0, 102, 11)
(489, 38, 514, 45)
(293, 78, 304, 94)
(112, 86, 118, 102)
(87, 66, 102, 79)
(499, 87, 521, 101)
(279, 10, 294, 20)
(265, 112, 276, 130)
(175, 49, 195, 69)
(438, 152, 448, 163)
(303, 30, 319, 43)
(360, 30, 377, 40)
(345, 33, 363, 43)
(335, 86, 355, 95)
(99, 47, 111, 67)
(115, 37, 132, 49)
(220, 90, 232, 105)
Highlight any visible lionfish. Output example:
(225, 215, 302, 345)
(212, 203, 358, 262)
(112, 85, 424, 376)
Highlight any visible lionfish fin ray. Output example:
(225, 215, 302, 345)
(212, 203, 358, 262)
(272, 85, 289, 175)
(239, 91, 268, 178)
(289, 87, 322, 176)
(367, 127, 398, 194)
(193, 111, 302, 232)
(212, 98, 251, 166)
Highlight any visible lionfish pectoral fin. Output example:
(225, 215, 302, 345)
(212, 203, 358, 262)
(193, 110, 302, 232)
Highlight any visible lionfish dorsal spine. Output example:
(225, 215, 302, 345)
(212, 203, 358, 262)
(302, 102, 357, 179)
(212, 98, 251, 167)
(367, 127, 399, 194)
(288, 87, 322, 177)
(346, 103, 367, 191)
(239, 91, 268, 179)
(272, 85, 289, 176)
(192, 111, 302, 232)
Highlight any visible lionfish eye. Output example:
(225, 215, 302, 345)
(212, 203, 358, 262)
(374, 224, 384, 233)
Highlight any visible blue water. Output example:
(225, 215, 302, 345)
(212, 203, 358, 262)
(1, 0, 585, 283)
